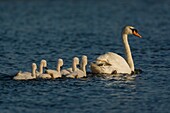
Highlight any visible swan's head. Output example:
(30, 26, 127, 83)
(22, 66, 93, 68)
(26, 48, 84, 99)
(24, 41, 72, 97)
(82, 55, 88, 65)
(58, 59, 63, 67)
(41, 59, 47, 67)
(73, 57, 79, 65)
(122, 26, 142, 38)
(32, 63, 37, 70)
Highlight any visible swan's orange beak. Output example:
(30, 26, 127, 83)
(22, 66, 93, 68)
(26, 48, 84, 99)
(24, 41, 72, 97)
(133, 31, 142, 38)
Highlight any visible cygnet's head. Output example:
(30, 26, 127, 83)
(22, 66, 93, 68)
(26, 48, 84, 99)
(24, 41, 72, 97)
(122, 26, 142, 38)
(81, 55, 88, 65)
(32, 63, 37, 70)
(58, 59, 63, 67)
(41, 59, 47, 67)
(73, 57, 79, 65)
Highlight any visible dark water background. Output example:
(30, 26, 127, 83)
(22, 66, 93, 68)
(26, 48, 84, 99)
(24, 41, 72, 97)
(0, 0, 170, 113)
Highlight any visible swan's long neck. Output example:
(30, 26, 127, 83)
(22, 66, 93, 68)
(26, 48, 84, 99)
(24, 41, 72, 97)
(122, 34, 134, 72)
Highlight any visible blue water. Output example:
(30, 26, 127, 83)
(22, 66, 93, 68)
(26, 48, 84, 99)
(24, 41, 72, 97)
(0, 0, 170, 113)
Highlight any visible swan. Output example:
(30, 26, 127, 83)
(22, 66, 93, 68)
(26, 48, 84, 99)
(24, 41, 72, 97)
(46, 59, 63, 78)
(37, 59, 52, 79)
(61, 57, 79, 77)
(13, 63, 37, 80)
(60, 59, 76, 76)
(61, 55, 88, 76)
(90, 26, 142, 74)
(80, 55, 88, 75)
(66, 56, 87, 78)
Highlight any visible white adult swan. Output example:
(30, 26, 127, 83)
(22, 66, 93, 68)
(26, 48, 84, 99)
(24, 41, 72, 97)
(37, 60, 52, 79)
(46, 59, 63, 78)
(90, 26, 142, 74)
(67, 56, 87, 78)
(13, 63, 37, 80)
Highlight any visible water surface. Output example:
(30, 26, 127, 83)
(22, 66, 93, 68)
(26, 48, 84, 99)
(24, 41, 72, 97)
(0, 0, 170, 113)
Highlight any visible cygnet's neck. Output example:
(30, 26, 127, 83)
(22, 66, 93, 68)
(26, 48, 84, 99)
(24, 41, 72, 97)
(32, 65, 36, 77)
(81, 61, 87, 74)
(57, 63, 61, 73)
(39, 63, 43, 74)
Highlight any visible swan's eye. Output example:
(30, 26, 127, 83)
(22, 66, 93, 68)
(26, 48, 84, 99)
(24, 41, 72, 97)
(131, 28, 142, 38)
(131, 29, 138, 33)
(98, 64, 104, 66)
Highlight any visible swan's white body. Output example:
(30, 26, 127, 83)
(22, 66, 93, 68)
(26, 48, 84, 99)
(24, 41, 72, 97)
(61, 58, 80, 76)
(61, 68, 73, 76)
(13, 63, 37, 80)
(46, 59, 63, 78)
(68, 70, 86, 78)
(37, 60, 52, 79)
(91, 52, 131, 74)
(38, 73, 51, 79)
(66, 56, 87, 78)
(90, 26, 142, 74)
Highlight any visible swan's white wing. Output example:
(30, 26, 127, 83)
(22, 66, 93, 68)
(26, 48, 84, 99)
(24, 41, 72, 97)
(90, 63, 115, 74)
(13, 72, 35, 80)
(61, 68, 81, 76)
(46, 69, 61, 78)
(52, 72, 62, 78)
(61, 68, 72, 76)
(66, 70, 86, 78)
(92, 52, 131, 74)
(46, 69, 57, 75)
(37, 73, 52, 79)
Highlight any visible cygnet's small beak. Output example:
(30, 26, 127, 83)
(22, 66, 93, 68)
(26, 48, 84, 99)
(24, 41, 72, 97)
(60, 66, 63, 70)
(133, 30, 142, 38)
(44, 67, 48, 70)
(77, 64, 80, 68)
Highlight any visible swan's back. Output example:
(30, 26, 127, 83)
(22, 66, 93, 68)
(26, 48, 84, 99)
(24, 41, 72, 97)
(13, 72, 35, 80)
(37, 73, 52, 79)
(45, 58, 63, 78)
(61, 68, 73, 76)
(95, 52, 131, 74)
(46, 69, 62, 78)
(66, 56, 86, 78)
(66, 70, 86, 78)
